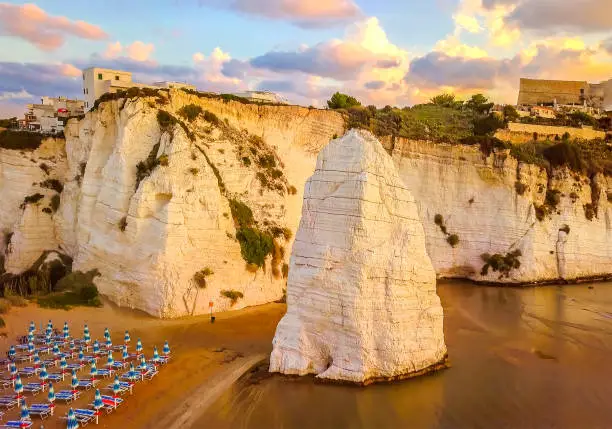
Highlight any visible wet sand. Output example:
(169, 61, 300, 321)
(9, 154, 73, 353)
(198, 281, 612, 429)
(0, 299, 285, 429)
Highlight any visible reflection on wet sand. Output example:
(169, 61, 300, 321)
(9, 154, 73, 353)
(197, 281, 612, 429)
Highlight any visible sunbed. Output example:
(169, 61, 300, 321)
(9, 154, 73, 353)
(143, 368, 159, 380)
(0, 380, 13, 390)
(73, 408, 96, 425)
(110, 361, 127, 370)
(76, 380, 95, 390)
(22, 383, 42, 395)
(1, 420, 32, 428)
(96, 369, 111, 378)
(0, 397, 17, 409)
(66, 363, 83, 371)
(18, 368, 36, 377)
(13, 355, 31, 364)
(101, 394, 123, 406)
(105, 382, 129, 396)
(28, 403, 52, 419)
(80, 355, 96, 363)
(55, 390, 80, 403)
(46, 373, 64, 382)
(42, 359, 57, 367)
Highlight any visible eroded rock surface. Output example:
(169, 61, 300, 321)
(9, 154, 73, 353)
(269, 130, 447, 384)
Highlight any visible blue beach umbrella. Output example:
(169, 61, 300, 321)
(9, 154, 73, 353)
(46, 320, 53, 336)
(105, 337, 112, 349)
(48, 382, 56, 414)
(122, 345, 129, 361)
(67, 408, 79, 429)
(112, 375, 121, 401)
(90, 361, 98, 381)
(70, 370, 78, 396)
(104, 328, 110, 342)
(27, 341, 34, 356)
(45, 334, 52, 347)
(20, 400, 30, 421)
(152, 346, 160, 364)
(78, 347, 84, 362)
(106, 351, 114, 368)
(139, 354, 146, 369)
(10, 362, 17, 380)
(53, 343, 61, 355)
(93, 389, 103, 423)
(33, 351, 41, 368)
(127, 363, 138, 385)
(63, 323, 70, 341)
(93, 340, 100, 355)
(14, 375, 23, 403)
(39, 364, 48, 385)
(83, 325, 91, 344)
(60, 356, 68, 373)
(28, 321, 35, 333)
(136, 339, 143, 355)
(27, 332, 34, 343)
(124, 331, 130, 345)
(9, 345, 16, 359)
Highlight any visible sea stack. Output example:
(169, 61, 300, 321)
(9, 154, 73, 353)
(269, 129, 447, 384)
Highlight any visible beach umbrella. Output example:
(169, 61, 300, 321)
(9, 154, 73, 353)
(105, 337, 112, 349)
(9, 345, 16, 360)
(83, 325, 91, 344)
(106, 351, 114, 369)
(127, 363, 138, 386)
(14, 375, 23, 404)
(48, 382, 55, 415)
(90, 361, 98, 381)
(122, 345, 129, 361)
(20, 400, 30, 422)
(27, 331, 34, 343)
(93, 389, 103, 424)
(70, 370, 78, 398)
(93, 340, 100, 355)
(152, 346, 160, 365)
(28, 321, 35, 333)
(60, 356, 68, 374)
(39, 364, 48, 386)
(45, 334, 52, 348)
(78, 347, 85, 363)
(52, 343, 61, 355)
(139, 354, 147, 369)
(67, 408, 79, 429)
(136, 339, 143, 355)
(10, 362, 18, 381)
(104, 328, 110, 342)
(33, 351, 41, 369)
(124, 331, 130, 345)
(46, 320, 53, 336)
(27, 341, 34, 356)
(112, 375, 121, 404)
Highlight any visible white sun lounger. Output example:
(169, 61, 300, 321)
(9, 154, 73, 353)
(0, 397, 17, 409)
(23, 383, 42, 395)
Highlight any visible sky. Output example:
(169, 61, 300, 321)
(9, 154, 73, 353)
(0, 0, 611, 116)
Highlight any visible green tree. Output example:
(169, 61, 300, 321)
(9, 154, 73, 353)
(466, 94, 494, 115)
(502, 105, 520, 122)
(430, 94, 462, 109)
(327, 92, 361, 109)
(0, 117, 18, 129)
(474, 114, 504, 136)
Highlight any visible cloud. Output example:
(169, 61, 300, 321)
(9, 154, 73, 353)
(250, 17, 404, 80)
(0, 89, 33, 101)
(406, 52, 518, 90)
(197, 0, 361, 27)
(481, 0, 517, 9)
(507, 0, 612, 33)
(603, 37, 612, 55)
(0, 3, 108, 50)
(102, 41, 155, 62)
(364, 80, 385, 90)
(0, 62, 82, 100)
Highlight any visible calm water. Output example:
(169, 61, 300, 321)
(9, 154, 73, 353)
(200, 281, 612, 429)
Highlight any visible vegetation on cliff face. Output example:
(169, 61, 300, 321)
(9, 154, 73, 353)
(480, 250, 522, 278)
(0, 130, 44, 151)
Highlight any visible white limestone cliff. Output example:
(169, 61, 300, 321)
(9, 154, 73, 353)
(269, 130, 447, 384)
(386, 138, 612, 283)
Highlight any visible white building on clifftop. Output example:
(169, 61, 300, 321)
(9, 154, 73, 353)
(82, 67, 196, 111)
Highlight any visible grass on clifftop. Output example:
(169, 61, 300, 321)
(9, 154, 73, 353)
(37, 269, 102, 310)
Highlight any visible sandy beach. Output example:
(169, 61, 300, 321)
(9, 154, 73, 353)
(0, 299, 285, 429)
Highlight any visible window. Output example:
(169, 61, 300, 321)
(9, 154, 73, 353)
(98, 73, 103, 80)
(115, 75, 119, 81)
(83, 88, 86, 94)
(82, 74, 85, 80)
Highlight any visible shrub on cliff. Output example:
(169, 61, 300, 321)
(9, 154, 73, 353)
(0, 130, 43, 151)
(39, 269, 102, 309)
(229, 199, 254, 228)
(40, 179, 63, 193)
(220, 289, 244, 305)
(157, 110, 177, 130)
(514, 181, 527, 195)
(480, 250, 522, 278)
(20, 193, 44, 209)
(235, 227, 274, 267)
(178, 104, 203, 122)
(446, 234, 460, 247)
(193, 268, 214, 288)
